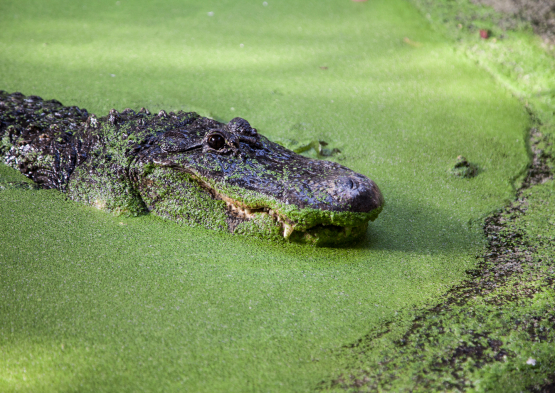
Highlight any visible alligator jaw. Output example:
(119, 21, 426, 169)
(223, 196, 296, 239)
(221, 194, 297, 238)
(182, 172, 382, 245)
(214, 190, 375, 245)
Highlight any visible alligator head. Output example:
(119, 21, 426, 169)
(126, 115, 384, 245)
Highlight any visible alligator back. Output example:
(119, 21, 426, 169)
(0, 91, 90, 190)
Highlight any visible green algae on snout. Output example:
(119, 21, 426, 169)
(147, 172, 383, 245)
(137, 166, 229, 231)
(188, 175, 383, 245)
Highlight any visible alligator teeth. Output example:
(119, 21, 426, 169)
(191, 176, 300, 239)
(283, 223, 295, 239)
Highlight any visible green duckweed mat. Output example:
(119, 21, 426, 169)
(321, 0, 555, 391)
(0, 0, 550, 391)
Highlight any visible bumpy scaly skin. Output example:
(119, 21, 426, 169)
(0, 91, 384, 245)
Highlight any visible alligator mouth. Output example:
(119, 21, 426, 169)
(183, 172, 377, 246)
(221, 195, 297, 238)
(220, 192, 370, 246)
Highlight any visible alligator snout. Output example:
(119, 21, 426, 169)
(328, 175, 384, 213)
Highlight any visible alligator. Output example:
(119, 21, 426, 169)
(0, 91, 384, 245)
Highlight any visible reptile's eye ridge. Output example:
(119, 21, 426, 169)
(207, 134, 225, 150)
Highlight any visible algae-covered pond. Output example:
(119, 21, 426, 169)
(0, 0, 535, 391)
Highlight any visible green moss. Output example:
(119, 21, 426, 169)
(191, 176, 381, 235)
(320, 1, 555, 390)
(1, 133, 13, 152)
(323, 180, 555, 392)
(138, 166, 229, 231)
(68, 158, 145, 216)
(233, 213, 283, 241)
(271, 138, 343, 160)
(450, 155, 479, 178)
(290, 222, 369, 246)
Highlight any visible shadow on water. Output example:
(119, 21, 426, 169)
(358, 196, 483, 256)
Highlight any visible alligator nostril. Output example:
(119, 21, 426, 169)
(335, 176, 357, 190)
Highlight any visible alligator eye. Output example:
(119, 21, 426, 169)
(207, 134, 225, 150)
